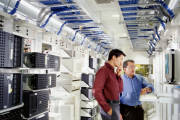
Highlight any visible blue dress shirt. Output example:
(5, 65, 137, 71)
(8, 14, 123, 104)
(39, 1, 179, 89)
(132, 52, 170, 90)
(120, 74, 154, 106)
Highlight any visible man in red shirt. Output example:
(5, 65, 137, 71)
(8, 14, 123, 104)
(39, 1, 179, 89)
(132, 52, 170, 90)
(93, 49, 126, 120)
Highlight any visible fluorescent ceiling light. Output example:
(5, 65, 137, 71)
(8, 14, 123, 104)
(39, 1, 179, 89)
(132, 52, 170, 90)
(168, 0, 178, 9)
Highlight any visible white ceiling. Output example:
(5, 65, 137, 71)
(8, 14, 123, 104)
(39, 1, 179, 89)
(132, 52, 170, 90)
(76, 0, 133, 51)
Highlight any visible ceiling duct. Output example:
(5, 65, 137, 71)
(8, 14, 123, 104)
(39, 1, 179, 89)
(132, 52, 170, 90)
(95, 0, 114, 4)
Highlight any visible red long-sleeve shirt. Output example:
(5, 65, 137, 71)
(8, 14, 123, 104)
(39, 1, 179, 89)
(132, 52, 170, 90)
(93, 62, 123, 113)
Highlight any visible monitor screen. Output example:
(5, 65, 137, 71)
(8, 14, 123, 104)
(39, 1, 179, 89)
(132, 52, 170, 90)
(165, 49, 175, 83)
(165, 54, 169, 75)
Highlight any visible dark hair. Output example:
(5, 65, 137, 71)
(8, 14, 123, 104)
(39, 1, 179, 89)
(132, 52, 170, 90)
(123, 60, 135, 68)
(108, 49, 126, 60)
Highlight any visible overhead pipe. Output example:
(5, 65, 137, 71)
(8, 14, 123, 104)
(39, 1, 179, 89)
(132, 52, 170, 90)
(59, 14, 87, 17)
(57, 20, 93, 35)
(40, 7, 87, 28)
(40, 11, 57, 28)
(60, 16, 90, 20)
(0, 0, 40, 19)
(9, 0, 21, 15)
(0, 0, 109, 53)
(80, 31, 103, 34)
(42, 3, 77, 8)
(155, 17, 166, 30)
(28, 0, 49, 2)
(127, 27, 155, 29)
(72, 30, 80, 41)
(81, 36, 87, 45)
(122, 9, 156, 13)
(156, 0, 175, 18)
(123, 14, 157, 18)
(57, 10, 82, 13)
(152, 34, 158, 42)
(57, 21, 67, 35)
(155, 26, 160, 40)
(72, 26, 99, 30)
(124, 17, 158, 21)
(28, 0, 74, 4)
(120, 3, 161, 8)
(125, 20, 159, 24)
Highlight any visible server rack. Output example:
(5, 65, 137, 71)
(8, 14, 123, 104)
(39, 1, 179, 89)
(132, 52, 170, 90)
(81, 88, 94, 101)
(0, 30, 24, 68)
(89, 56, 97, 70)
(81, 73, 94, 88)
(0, 73, 23, 110)
(23, 52, 60, 70)
(23, 74, 56, 90)
(23, 90, 49, 118)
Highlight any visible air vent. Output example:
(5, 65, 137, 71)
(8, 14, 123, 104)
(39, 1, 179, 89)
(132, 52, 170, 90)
(95, 0, 114, 4)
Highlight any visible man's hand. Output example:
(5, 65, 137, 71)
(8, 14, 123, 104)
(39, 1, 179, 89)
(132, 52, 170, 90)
(116, 67, 122, 77)
(108, 108, 123, 120)
(120, 114, 123, 120)
(107, 108, 112, 115)
(141, 88, 152, 95)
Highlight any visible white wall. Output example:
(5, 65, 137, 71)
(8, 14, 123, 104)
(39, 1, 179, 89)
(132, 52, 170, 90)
(125, 51, 150, 64)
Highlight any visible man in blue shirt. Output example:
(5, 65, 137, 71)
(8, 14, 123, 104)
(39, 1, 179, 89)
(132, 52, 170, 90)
(120, 60, 154, 120)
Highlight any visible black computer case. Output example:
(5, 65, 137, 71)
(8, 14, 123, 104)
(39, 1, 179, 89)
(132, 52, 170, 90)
(0, 30, 24, 68)
(23, 90, 49, 118)
(24, 52, 60, 70)
(23, 74, 56, 90)
(81, 88, 94, 100)
(24, 52, 46, 68)
(81, 73, 94, 88)
(0, 108, 23, 120)
(89, 57, 97, 69)
(47, 54, 60, 71)
(0, 73, 23, 110)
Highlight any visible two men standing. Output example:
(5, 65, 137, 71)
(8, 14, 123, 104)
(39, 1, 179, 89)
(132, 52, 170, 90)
(93, 49, 154, 120)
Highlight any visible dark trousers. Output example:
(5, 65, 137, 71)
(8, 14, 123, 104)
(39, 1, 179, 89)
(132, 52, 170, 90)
(120, 104, 144, 120)
(100, 103, 120, 120)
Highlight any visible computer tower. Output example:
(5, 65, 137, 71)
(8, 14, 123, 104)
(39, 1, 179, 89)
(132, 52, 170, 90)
(24, 52, 60, 69)
(89, 57, 97, 69)
(0, 73, 23, 110)
(23, 74, 56, 90)
(81, 73, 94, 88)
(23, 74, 49, 90)
(29, 112, 49, 120)
(47, 54, 60, 71)
(0, 30, 24, 68)
(23, 90, 49, 118)
(81, 88, 94, 100)
(24, 52, 46, 68)
(0, 108, 23, 120)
